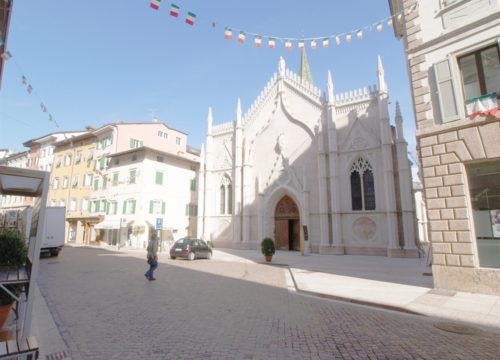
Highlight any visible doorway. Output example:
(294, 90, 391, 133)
(274, 195, 300, 251)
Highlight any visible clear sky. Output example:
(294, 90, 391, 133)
(0, 0, 416, 158)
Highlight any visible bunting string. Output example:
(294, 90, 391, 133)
(0, 50, 60, 129)
(149, 1, 419, 50)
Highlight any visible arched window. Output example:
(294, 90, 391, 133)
(227, 184, 233, 214)
(350, 158, 376, 211)
(350, 171, 362, 210)
(363, 169, 376, 210)
(219, 175, 232, 215)
(220, 185, 226, 214)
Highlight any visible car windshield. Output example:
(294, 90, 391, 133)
(174, 238, 192, 246)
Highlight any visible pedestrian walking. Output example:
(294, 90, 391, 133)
(145, 235, 159, 281)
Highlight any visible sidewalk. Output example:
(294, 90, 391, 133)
(214, 248, 500, 332)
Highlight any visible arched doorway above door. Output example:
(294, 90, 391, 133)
(274, 195, 300, 251)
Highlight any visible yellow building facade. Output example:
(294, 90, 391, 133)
(48, 132, 101, 244)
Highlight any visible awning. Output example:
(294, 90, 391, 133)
(94, 219, 121, 230)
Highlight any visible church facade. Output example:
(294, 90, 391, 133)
(197, 54, 418, 257)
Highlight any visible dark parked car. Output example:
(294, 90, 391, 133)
(170, 238, 212, 260)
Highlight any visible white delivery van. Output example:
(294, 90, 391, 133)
(41, 206, 66, 256)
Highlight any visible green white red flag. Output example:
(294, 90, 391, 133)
(150, 0, 161, 10)
(310, 40, 317, 49)
(254, 36, 262, 47)
(225, 27, 232, 40)
(322, 38, 329, 48)
(185, 12, 196, 25)
(170, 4, 180, 17)
(238, 31, 246, 44)
(466, 93, 499, 118)
(285, 40, 292, 50)
(268, 38, 276, 49)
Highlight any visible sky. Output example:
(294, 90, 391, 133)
(0, 0, 417, 159)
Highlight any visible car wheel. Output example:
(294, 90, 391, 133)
(206, 252, 212, 260)
(188, 252, 195, 261)
(170, 256, 176, 260)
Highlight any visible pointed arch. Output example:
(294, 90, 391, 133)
(350, 157, 376, 211)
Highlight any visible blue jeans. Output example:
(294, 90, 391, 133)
(145, 261, 158, 279)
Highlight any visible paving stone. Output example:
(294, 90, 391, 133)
(37, 247, 500, 360)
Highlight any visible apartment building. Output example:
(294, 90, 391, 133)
(90, 122, 200, 248)
(48, 132, 100, 244)
(390, 0, 500, 294)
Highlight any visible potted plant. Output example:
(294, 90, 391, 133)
(261, 237, 275, 262)
(0, 227, 27, 328)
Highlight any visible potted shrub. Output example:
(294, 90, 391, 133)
(261, 237, 275, 262)
(0, 227, 27, 328)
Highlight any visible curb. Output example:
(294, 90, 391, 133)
(260, 261, 424, 317)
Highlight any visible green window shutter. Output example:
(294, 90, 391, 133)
(161, 201, 166, 215)
(104, 201, 109, 214)
(155, 171, 163, 185)
(130, 170, 136, 184)
(185, 204, 189, 216)
(113, 202, 117, 215)
(434, 57, 461, 123)
(113, 172, 119, 186)
(96, 200, 100, 212)
(99, 158, 105, 170)
(132, 200, 136, 214)
(122, 201, 126, 214)
(140, 140, 144, 147)
(93, 178, 99, 190)
(129, 138, 134, 148)
(149, 200, 154, 214)
(103, 177, 107, 190)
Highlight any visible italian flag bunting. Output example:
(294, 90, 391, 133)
(238, 31, 246, 44)
(466, 93, 499, 118)
(170, 3, 180, 17)
(285, 40, 292, 50)
(185, 12, 196, 25)
(322, 38, 329, 48)
(298, 40, 305, 50)
(224, 27, 232, 40)
(150, 0, 161, 10)
(268, 37, 276, 49)
(310, 40, 317, 50)
(254, 35, 262, 47)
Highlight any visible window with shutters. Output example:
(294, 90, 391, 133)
(350, 158, 376, 211)
(124, 199, 136, 214)
(112, 172, 119, 186)
(129, 169, 137, 184)
(84, 173, 93, 186)
(190, 178, 196, 191)
(72, 175, 79, 188)
(130, 138, 143, 149)
(62, 176, 69, 189)
(69, 198, 77, 211)
(110, 201, 118, 215)
(155, 171, 164, 185)
(81, 198, 89, 212)
(92, 200, 100, 213)
(64, 154, 72, 166)
(149, 200, 165, 215)
(93, 178, 99, 191)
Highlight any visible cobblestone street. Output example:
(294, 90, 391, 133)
(37, 247, 500, 360)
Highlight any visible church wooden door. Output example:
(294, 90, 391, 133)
(274, 195, 300, 251)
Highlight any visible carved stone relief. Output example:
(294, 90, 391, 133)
(352, 217, 377, 241)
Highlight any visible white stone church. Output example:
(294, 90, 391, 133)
(197, 53, 418, 257)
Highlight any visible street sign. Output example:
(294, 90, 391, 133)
(156, 218, 163, 230)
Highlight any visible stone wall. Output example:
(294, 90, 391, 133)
(419, 120, 500, 295)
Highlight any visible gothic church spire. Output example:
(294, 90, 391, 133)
(300, 48, 314, 86)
